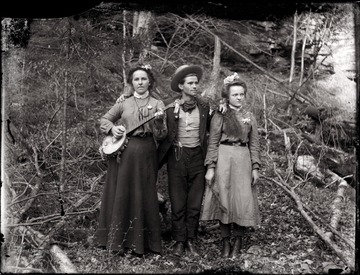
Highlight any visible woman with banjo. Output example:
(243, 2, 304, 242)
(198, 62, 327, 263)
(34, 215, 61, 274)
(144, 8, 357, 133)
(94, 64, 167, 256)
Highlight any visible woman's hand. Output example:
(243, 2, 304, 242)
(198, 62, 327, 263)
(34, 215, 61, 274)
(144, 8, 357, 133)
(252, 169, 259, 186)
(111, 125, 126, 139)
(205, 168, 215, 184)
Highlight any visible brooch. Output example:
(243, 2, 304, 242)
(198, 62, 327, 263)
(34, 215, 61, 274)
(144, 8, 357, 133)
(147, 105, 153, 110)
(242, 118, 251, 124)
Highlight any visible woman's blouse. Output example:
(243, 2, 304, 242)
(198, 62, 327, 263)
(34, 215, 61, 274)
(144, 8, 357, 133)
(100, 96, 167, 140)
(205, 108, 261, 170)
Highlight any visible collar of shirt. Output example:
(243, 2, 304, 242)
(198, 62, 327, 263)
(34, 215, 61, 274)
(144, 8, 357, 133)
(229, 104, 243, 112)
(133, 91, 149, 99)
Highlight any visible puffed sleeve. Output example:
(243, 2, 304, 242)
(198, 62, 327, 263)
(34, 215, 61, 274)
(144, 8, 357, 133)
(204, 112, 224, 169)
(248, 113, 261, 169)
(99, 102, 124, 134)
(151, 100, 168, 140)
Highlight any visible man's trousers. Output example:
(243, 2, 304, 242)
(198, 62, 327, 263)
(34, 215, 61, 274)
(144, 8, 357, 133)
(167, 145, 206, 242)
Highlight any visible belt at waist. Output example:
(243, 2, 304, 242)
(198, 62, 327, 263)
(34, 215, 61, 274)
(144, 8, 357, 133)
(220, 141, 248, 147)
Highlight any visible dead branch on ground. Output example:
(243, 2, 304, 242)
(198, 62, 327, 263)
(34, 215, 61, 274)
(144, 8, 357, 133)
(262, 175, 354, 271)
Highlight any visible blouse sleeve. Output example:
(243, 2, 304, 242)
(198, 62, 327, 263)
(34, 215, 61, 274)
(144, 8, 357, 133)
(204, 112, 223, 169)
(99, 102, 123, 134)
(248, 113, 261, 169)
(151, 100, 168, 140)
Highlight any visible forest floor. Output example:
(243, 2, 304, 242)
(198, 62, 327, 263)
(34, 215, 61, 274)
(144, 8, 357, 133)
(61, 135, 356, 274)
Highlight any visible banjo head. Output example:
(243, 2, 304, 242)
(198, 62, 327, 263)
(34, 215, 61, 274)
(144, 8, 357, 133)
(102, 132, 127, 155)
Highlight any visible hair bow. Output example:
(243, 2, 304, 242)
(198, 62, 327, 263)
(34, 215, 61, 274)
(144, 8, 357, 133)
(223, 72, 240, 85)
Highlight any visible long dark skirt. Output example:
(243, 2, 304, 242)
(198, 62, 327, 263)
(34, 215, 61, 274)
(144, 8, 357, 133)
(94, 136, 162, 254)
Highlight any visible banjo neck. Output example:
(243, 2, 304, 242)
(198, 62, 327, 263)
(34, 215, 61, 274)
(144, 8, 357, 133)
(127, 102, 175, 135)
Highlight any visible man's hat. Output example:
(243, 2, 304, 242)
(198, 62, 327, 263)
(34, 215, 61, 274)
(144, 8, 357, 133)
(170, 65, 203, 92)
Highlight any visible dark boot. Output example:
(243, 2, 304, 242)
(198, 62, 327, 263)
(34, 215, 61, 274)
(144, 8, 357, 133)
(173, 241, 185, 256)
(229, 237, 242, 258)
(186, 239, 200, 257)
(221, 237, 231, 258)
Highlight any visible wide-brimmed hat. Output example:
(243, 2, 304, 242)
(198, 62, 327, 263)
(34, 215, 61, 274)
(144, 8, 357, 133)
(171, 65, 203, 92)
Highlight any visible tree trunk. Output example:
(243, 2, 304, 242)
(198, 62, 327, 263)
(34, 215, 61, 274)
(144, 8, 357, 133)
(289, 11, 298, 84)
(132, 11, 152, 63)
(299, 24, 308, 86)
(122, 10, 127, 89)
(202, 35, 221, 99)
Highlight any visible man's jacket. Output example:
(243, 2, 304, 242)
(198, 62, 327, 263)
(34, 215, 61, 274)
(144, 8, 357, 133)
(157, 95, 211, 169)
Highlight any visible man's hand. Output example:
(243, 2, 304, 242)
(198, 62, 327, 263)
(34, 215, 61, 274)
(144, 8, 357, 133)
(218, 99, 227, 114)
(154, 108, 164, 121)
(116, 94, 127, 104)
(111, 125, 126, 139)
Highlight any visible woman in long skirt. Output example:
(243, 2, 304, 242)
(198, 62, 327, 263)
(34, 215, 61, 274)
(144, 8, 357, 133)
(201, 73, 261, 258)
(94, 64, 167, 255)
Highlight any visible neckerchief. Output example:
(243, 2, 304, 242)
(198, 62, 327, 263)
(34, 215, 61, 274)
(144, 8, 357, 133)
(182, 99, 197, 113)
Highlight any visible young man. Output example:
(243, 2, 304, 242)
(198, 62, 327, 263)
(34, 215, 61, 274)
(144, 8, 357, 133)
(157, 65, 211, 257)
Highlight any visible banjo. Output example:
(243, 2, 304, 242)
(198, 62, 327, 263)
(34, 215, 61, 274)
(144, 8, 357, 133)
(100, 102, 175, 158)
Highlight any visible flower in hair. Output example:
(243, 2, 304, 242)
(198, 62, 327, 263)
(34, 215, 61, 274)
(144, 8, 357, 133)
(223, 72, 240, 85)
(141, 64, 152, 70)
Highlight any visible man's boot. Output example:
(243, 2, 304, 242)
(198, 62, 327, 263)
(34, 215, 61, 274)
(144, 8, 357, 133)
(221, 237, 231, 258)
(186, 239, 200, 257)
(173, 241, 185, 256)
(229, 237, 242, 258)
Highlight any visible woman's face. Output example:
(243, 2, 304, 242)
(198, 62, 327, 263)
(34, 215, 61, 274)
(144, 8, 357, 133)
(228, 85, 246, 108)
(131, 70, 150, 95)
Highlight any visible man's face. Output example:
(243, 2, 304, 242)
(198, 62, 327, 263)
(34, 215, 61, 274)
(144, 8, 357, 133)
(178, 75, 199, 97)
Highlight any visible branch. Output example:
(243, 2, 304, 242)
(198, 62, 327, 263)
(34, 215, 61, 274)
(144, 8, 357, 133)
(16, 226, 77, 273)
(262, 176, 355, 271)
(324, 169, 351, 242)
(187, 15, 285, 83)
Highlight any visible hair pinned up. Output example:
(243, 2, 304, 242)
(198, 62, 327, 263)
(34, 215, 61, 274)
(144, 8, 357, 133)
(127, 64, 155, 91)
(221, 72, 247, 99)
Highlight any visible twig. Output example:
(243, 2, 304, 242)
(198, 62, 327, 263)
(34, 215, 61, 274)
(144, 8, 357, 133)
(43, 131, 62, 152)
(268, 118, 283, 132)
(266, 88, 289, 98)
(325, 174, 353, 188)
(15, 219, 27, 273)
(45, 105, 62, 142)
(6, 266, 44, 273)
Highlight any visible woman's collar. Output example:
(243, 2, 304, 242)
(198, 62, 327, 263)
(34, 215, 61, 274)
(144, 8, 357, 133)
(229, 104, 242, 112)
(134, 91, 149, 99)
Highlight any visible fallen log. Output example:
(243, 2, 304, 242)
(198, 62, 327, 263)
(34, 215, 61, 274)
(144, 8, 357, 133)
(17, 226, 77, 273)
(49, 245, 77, 274)
(324, 170, 351, 241)
(292, 156, 355, 250)
(263, 176, 355, 272)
